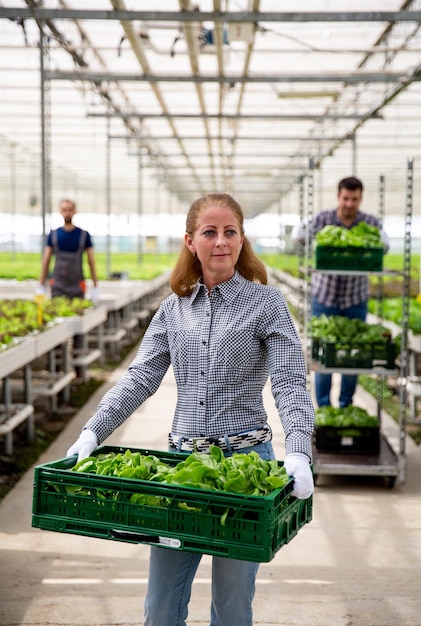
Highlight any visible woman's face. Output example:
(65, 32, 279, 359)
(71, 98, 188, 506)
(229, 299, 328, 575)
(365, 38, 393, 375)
(185, 205, 244, 288)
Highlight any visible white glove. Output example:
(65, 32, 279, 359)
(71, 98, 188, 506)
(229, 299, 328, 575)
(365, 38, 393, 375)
(284, 453, 314, 499)
(90, 286, 99, 305)
(35, 284, 46, 296)
(67, 429, 98, 462)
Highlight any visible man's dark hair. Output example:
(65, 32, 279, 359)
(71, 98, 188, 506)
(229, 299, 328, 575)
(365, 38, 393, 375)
(338, 176, 363, 193)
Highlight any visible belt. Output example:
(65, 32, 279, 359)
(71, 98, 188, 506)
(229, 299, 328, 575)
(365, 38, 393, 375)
(168, 424, 272, 453)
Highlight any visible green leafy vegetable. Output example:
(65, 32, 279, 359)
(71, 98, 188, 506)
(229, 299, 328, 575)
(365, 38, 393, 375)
(368, 297, 421, 336)
(315, 405, 378, 428)
(315, 222, 383, 249)
(70, 446, 291, 526)
(72, 446, 289, 498)
(312, 315, 392, 344)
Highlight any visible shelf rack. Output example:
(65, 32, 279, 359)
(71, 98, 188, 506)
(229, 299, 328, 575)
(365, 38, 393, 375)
(299, 160, 414, 486)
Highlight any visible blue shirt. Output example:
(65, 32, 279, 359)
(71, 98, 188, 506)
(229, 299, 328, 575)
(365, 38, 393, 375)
(85, 272, 315, 459)
(47, 227, 93, 251)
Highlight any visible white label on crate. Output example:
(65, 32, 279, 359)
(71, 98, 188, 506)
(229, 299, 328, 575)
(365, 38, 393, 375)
(158, 537, 182, 548)
(341, 436, 354, 447)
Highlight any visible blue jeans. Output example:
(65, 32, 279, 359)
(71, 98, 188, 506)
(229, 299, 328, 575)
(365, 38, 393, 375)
(143, 441, 275, 626)
(312, 297, 368, 408)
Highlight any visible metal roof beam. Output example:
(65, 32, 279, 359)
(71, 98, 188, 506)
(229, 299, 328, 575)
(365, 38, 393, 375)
(1, 9, 421, 22)
(313, 59, 421, 168)
(88, 112, 381, 120)
(46, 70, 419, 84)
(152, 167, 305, 172)
(168, 177, 295, 182)
(136, 135, 343, 141)
(134, 152, 311, 157)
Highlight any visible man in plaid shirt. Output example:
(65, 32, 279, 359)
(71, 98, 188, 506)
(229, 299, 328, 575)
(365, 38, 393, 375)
(296, 176, 389, 408)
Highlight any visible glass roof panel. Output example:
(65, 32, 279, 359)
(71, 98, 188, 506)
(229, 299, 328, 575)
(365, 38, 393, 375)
(0, 0, 420, 222)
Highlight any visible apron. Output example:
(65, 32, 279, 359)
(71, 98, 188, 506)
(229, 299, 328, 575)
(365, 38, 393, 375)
(50, 228, 87, 299)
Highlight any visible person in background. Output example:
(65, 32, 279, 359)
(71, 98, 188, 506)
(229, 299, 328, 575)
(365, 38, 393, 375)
(67, 193, 314, 626)
(37, 198, 99, 378)
(37, 198, 98, 301)
(295, 176, 389, 408)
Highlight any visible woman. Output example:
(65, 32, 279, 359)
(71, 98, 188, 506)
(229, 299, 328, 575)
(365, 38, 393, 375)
(67, 193, 315, 626)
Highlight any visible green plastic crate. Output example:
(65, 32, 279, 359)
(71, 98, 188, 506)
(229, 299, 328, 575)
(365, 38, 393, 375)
(32, 446, 312, 563)
(312, 338, 396, 369)
(315, 245, 384, 271)
(314, 426, 380, 454)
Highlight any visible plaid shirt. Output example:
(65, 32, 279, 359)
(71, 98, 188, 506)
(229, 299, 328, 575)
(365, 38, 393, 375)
(311, 209, 384, 309)
(85, 272, 315, 459)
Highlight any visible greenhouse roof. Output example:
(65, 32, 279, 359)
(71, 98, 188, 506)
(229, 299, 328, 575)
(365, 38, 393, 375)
(0, 1, 420, 220)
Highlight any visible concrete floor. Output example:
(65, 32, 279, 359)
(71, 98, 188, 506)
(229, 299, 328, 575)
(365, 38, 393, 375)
(1, 346, 421, 626)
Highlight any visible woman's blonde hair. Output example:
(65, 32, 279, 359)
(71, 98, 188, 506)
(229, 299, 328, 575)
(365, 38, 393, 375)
(170, 193, 267, 296)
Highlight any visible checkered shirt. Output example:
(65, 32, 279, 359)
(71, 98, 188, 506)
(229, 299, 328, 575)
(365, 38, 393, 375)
(311, 209, 384, 309)
(84, 272, 315, 459)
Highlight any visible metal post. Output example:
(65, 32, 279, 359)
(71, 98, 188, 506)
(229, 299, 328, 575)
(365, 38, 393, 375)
(10, 142, 16, 259)
(155, 177, 161, 256)
(351, 132, 357, 175)
(297, 175, 305, 332)
(298, 176, 305, 228)
(377, 175, 385, 320)
(169, 190, 175, 254)
(304, 158, 315, 379)
(374, 174, 386, 422)
(106, 113, 111, 278)
(316, 163, 323, 216)
(39, 31, 48, 255)
(137, 143, 143, 263)
(62, 341, 71, 404)
(397, 158, 413, 482)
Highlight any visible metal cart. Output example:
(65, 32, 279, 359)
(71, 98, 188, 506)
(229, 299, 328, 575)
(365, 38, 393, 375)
(300, 161, 414, 487)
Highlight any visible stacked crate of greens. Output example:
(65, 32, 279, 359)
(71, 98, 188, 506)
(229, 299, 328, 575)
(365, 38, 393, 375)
(314, 406, 380, 454)
(312, 315, 396, 369)
(314, 222, 385, 270)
